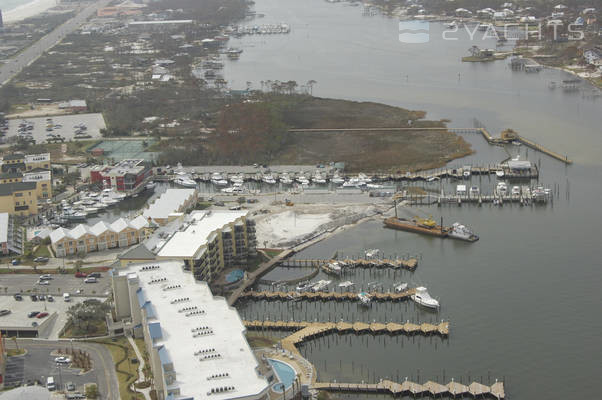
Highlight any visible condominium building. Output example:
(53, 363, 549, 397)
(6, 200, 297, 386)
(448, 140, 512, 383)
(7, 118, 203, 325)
(0, 170, 52, 200)
(50, 215, 151, 257)
(0, 213, 23, 255)
(0, 182, 38, 216)
(111, 260, 270, 400)
(156, 210, 257, 282)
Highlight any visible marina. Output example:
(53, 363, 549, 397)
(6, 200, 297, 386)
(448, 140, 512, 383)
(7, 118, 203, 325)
(238, 288, 419, 303)
(280, 256, 418, 271)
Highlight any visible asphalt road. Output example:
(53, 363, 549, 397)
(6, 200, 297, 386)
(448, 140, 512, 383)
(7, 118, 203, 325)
(0, 0, 114, 87)
(3, 339, 119, 400)
(0, 274, 112, 298)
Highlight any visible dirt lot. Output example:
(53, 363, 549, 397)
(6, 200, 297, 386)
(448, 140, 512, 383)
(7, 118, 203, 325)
(275, 129, 472, 172)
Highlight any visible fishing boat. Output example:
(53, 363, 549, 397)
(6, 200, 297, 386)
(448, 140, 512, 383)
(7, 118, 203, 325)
(411, 287, 440, 309)
(394, 282, 408, 292)
(448, 222, 479, 242)
(358, 292, 371, 306)
(311, 280, 331, 292)
(338, 281, 354, 288)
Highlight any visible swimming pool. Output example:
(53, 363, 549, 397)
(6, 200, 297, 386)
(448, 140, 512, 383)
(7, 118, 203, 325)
(268, 359, 296, 392)
(225, 269, 244, 283)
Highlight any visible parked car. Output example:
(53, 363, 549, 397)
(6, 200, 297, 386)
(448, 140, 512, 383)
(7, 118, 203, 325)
(47, 295, 54, 302)
(11, 259, 19, 266)
(28, 311, 40, 318)
(84, 277, 97, 284)
(13, 294, 22, 301)
(38, 294, 45, 301)
(34, 257, 49, 263)
(39, 274, 52, 280)
(30, 295, 38, 301)
(36, 312, 49, 318)
(55, 356, 71, 364)
(87, 272, 101, 278)
(0, 310, 11, 317)
(37, 280, 50, 285)
(65, 382, 75, 391)
(74, 272, 87, 278)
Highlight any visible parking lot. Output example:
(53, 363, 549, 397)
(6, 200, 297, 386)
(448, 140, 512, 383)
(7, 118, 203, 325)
(0, 273, 112, 298)
(3, 113, 106, 143)
(3, 339, 118, 399)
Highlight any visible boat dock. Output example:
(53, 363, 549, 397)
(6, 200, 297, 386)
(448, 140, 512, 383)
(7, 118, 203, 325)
(313, 379, 505, 399)
(238, 288, 417, 303)
(243, 319, 449, 337)
(280, 257, 418, 271)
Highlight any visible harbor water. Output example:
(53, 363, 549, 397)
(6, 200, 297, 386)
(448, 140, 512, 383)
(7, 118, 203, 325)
(226, 0, 602, 398)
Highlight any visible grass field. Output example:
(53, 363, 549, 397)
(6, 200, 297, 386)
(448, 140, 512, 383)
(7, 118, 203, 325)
(93, 337, 144, 400)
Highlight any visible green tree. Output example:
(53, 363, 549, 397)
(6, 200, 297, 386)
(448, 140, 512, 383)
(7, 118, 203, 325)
(85, 383, 99, 399)
(67, 299, 110, 334)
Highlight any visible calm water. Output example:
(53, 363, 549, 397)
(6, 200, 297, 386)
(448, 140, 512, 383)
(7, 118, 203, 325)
(228, 0, 602, 398)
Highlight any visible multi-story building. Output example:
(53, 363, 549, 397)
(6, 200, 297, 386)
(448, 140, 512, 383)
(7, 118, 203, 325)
(90, 159, 153, 192)
(50, 215, 150, 257)
(0, 170, 52, 200)
(0, 182, 38, 216)
(156, 210, 257, 282)
(24, 153, 51, 171)
(0, 213, 23, 255)
(111, 260, 270, 400)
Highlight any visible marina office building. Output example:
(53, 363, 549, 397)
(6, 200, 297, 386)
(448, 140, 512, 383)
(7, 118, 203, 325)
(156, 210, 257, 283)
(111, 260, 270, 400)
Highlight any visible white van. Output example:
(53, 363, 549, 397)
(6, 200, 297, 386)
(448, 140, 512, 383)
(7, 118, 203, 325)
(63, 293, 71, 302)
(47, 376, 55, 391)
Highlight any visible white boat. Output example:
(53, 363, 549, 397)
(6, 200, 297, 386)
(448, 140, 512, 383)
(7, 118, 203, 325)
(145, 182, 156, 190)
(221, 186, 245, 194)
(83, 207, 99, 215)
(296, 175, 310, 185)
(262, 174, 277, 184)
(311, 280, 331, 292)
(358, 292, 371, 306)
(496, 182, 508, 196)
(477, 23, 489, 31)
(364, 249, 379, 258)
(366, 183, 383, 189)
(469, 186, 480, 197)
(462, 166, 471, 179)
(394, 283, 408, 292)
(100, 198, 119, 206)
(342, 180, 358, 187)
(296, 282, 312, 292)
(511, 186, 521, 196)
(447, 20, 457, 29)
(411, 287, 440, 309)
(230, 174, 244, 184)
(312, 172, 327, 184)
(495, 170, 505, 178)
(331, 173, 345, 184)
(175, 175, 197, 188)
(323, 261, 343, 275)
(448, 222, 479, 242)
(357, 173, 372, 183)
(280, 173, 293, 184)
(338, 281, 354, 288)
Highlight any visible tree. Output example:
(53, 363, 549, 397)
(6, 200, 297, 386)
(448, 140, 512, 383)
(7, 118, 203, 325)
(306, 80, 317, 95)
(85, 384, 99, 399)
(67, 299, 110, 335)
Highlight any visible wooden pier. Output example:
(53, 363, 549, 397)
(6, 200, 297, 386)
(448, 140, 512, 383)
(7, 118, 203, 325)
(238, 288, 416, 303)
(281, 257, 418, 271)
(313, 379, 505, 399)
(243, 319, 449, 338)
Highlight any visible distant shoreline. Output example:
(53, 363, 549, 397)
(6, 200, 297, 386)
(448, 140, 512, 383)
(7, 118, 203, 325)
(2, 0, 57, 23)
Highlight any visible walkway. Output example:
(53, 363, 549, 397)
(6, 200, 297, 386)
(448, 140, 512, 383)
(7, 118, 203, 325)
(238, 288, 417, 302)
(127, 336, 151, 400)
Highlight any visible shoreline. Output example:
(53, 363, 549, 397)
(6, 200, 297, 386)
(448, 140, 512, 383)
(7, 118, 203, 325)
(2, 0, 58, 23)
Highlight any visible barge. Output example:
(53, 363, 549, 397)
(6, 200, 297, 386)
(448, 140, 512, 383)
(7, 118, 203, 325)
(383, 216, 449, 237)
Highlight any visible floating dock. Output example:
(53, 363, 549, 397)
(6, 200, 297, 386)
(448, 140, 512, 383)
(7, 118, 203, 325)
(314, 379, 505, 399)
(238, 288, 416, 303)
(280, 257, 418, 271)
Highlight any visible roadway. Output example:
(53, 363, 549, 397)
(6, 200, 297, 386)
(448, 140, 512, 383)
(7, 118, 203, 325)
(4, 339, 120, 400)
(0, 0, 114, 87)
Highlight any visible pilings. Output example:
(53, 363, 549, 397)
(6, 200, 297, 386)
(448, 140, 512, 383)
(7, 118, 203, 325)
(238, 288, 416, 302)
(281, 257, 418, 271)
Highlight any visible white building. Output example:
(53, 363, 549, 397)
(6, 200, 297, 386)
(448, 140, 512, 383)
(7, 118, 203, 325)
(111, 260, 270, 400)
(143, 188, 198, 226)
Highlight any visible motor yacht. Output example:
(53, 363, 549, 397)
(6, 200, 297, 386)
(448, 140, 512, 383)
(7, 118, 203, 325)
(448, 222, 479, 242)
(411, 287, 440, 309)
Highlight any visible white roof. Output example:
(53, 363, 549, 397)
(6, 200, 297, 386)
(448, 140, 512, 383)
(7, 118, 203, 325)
(24, 153, 50, 164)
(89, 221, 111, 236)
(143, 188, 196, 220)
(0, 213, 8, 243)
(50, 227, 71, 242)
(110, 218, 129, 233)
(158, 210, 247, 259)
(22, 170, 51, 181)
(50, 216, 148, 243)
(129, 215, 149, 230)
(69, 224, 90, 239)
(118, 260, 269, 400)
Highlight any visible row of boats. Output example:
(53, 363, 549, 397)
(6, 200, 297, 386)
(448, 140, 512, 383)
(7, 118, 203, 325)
(293, 279, 439, 309)
(456, 182, 551, 200)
